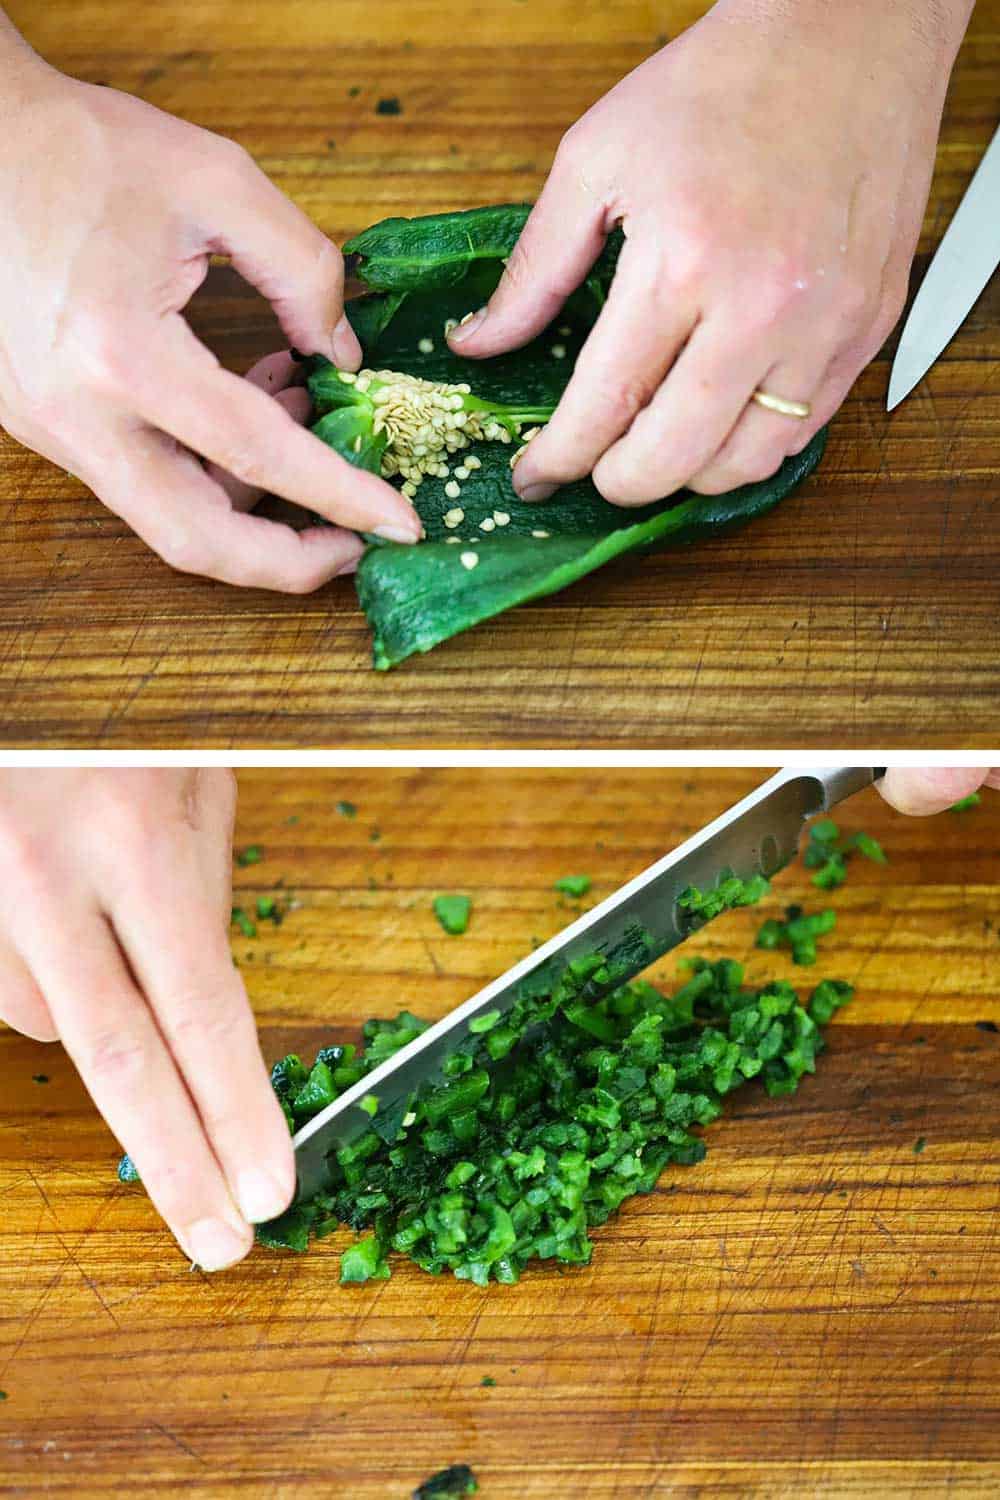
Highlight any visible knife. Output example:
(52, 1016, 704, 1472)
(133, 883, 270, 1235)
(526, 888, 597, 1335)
(887, 121, 1000, 411)
(294, 766, 881, 1201)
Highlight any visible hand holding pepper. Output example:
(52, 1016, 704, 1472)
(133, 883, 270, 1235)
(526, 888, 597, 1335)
(0, 14, 422, 589)
(450, 0, 974, 505)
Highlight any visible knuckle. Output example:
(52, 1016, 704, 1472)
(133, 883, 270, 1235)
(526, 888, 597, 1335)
(871, 287, 908, 348)
(215, 134, 257, 179)
(835, 274, 874, 325)
(552, 122, 587, 177)
(70, 315, 133, 396)
(736, 452, 785, 487)
(601, 373, 654, 431)
(217, 436, 280, 493)
(83, 1027, 149, 1089)
(655, 231, 709, 298)
(94, 774, 163, 850)
(0, 822, 41, 882)
(169, 988, 245, 1055)
(594, 469, 657, 507)
(744, 261, 808, 328)
(688, 469, 737, 497)
(500, 236, 534, 294)
(311, 236, 344, 293)
(282, 566, 324, 596)
(157, 528, 212, 577)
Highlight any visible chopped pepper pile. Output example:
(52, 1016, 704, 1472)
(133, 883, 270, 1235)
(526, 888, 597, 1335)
(251, 947, 852, 1283)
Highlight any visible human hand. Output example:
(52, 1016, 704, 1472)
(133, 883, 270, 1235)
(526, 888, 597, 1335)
(0, 770, 291, 1270)
(0, 58, 422, 589)
(878, 768, 999, 816)
(449, 0, 971, 505)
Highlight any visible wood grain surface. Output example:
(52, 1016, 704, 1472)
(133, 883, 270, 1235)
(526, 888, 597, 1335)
(1, 2, 999, 747)
(1, 768, 998, 1497)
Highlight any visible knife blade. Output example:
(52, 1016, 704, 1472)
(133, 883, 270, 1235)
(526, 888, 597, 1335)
(294, 766, 880, 1201)
(887, 122, 1000, 411)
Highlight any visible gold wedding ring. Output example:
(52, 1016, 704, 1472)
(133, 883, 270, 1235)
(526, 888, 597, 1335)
(752, 389, 812, 420)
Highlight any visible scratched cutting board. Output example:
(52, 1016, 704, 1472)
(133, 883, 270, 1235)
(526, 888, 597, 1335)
(0, 2, 999, 747)
(1, 768, 999, 1496)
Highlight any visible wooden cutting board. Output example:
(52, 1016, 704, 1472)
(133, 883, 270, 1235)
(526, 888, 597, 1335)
(1, 768, 998, 1497)
(1, 2, 999, 747)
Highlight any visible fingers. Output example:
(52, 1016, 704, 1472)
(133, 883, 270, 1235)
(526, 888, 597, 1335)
(22, 905, 254, 1270)
(0, 946, 57, 1042)
(184, 769, 239, 918)
(583, 313, 767, 506)
(686, 350, 834, 495)
(209, 386, 312, 512)
(107, 822, 294, 1231)
(101, 433, 367, 592)
(511, 243, 699, 504)
(878, 768, 991, 816)
(129, 317, 422, 543)
(447, 139, 608, 359)
(241, 350, 307, 398)
(204, 149, 361, 369)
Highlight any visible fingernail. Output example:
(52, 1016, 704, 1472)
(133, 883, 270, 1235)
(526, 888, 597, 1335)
(516, 480, 558, 503)
(332, 314, 362, 370)
(185, 1216, 251, 1272)
(448, 308, 487, 345)
(373, 523, 422, 545)
(236, 1167, 291, 1225)
(335, 557, 360, 577)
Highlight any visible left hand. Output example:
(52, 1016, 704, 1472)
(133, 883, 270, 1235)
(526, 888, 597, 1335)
(448, 0, 968, 504)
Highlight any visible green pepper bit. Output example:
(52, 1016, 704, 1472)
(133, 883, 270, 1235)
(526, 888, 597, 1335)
(231, 907, 257, 940)
(434, 894, 472, 935)
(413, 1464, 478, 1499)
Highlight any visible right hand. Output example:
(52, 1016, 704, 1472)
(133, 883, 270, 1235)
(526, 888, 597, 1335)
(0, 61, 422, 590)
(879, 768, 998, 815)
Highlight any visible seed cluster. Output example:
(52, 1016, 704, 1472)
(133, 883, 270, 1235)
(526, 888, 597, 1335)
(335, 338, 564, 553)
(337, 367, 511, 502)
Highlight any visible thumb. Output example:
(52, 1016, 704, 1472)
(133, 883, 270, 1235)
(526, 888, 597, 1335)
(878, 767, 990, 816)
(447, 144, 609, 359)
(202, 147, 362, 369)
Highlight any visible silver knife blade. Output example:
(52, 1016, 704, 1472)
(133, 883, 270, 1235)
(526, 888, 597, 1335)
(294, 766, 878, 1201)
(888, 122, 1000, 411)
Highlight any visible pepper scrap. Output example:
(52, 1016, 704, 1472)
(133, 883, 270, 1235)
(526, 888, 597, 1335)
(803, 818, 887, 890)
(413, 1465, 478, 1499)
(756, 905, 837, 966)
(434, 894, 472, 935)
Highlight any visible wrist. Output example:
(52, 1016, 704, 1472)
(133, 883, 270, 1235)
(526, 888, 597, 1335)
(711, 0, 973, 80)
